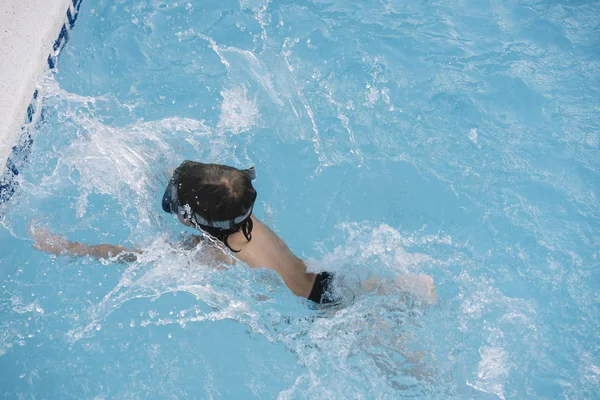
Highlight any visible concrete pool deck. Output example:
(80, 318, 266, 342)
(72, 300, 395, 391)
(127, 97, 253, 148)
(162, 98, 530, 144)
(0, 0, 75, 173)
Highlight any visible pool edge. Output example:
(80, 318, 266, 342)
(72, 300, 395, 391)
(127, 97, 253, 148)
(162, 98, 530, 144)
(0, 0, 84, 203)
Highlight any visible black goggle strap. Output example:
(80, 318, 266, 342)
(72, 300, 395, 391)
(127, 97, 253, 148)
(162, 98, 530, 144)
(224, 216, 253, 253)
(241, 216, 253, 241)
(189, 211, 254, 254)
(223, 234, 240, 253)
(166, 180, 251, 229)
(189, 213, 233, 253)
(182, 205, 252, 229)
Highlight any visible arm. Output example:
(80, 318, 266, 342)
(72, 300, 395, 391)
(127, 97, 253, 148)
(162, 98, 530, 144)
(62, 242, 138, 262)
(30, 227, 139, 262)
(363, 274, 438, 305)
(393, 274, 438, 305)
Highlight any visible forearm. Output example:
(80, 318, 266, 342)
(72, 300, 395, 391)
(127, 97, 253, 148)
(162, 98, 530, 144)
(66, 242, 139, 262)
(363, 274, 438, 305)
(30, 225, 140, 263)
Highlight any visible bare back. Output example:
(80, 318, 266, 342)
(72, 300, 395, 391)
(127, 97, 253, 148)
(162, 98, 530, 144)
(227, 216, 317, 298)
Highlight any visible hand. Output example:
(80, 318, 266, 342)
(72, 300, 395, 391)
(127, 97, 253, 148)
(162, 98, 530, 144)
(363, 274, 438, 305)
(394, 274, 438, 305)
(29, 225, 71, 255)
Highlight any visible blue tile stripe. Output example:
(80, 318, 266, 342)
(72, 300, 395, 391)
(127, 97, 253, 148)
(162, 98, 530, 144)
(66, 8, 77, 29)
(0, 1, 84, 205)
(53, 24, 69, 52)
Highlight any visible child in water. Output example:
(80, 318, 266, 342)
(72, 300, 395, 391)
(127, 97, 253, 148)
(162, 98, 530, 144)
(31, 161, 437, 305)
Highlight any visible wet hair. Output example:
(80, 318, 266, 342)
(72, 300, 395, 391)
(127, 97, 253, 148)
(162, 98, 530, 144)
(175, 161, 257, 251)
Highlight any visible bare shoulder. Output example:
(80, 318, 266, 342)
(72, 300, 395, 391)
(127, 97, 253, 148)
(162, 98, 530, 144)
(229, 216, 301, 270)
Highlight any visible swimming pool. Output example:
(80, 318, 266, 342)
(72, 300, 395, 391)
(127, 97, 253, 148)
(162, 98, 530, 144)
(1, 0, 599, 397)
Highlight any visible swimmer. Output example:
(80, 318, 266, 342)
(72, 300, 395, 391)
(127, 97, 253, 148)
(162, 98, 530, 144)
(30, 160, 437, 305)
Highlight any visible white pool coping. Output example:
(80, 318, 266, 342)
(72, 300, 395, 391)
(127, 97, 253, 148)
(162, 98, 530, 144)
(0, 0, 75, 173)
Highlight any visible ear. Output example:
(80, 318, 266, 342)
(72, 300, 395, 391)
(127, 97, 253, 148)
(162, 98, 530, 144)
(246, 166, 256, 180)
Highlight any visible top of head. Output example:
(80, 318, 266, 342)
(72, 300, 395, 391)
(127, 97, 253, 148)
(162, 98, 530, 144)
(175, 161, 257, 223)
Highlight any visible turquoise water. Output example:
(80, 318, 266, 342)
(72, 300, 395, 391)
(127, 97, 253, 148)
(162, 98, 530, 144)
(1, 0, 599, 398)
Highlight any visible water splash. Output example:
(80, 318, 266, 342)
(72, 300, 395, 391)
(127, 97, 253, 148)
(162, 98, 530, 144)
(217, 86, 260, 134)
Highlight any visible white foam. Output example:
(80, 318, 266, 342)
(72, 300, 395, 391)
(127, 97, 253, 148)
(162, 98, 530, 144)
(468, 128, 480, 147)
(217, 86, 260, 134)
(366, 86, 380, 104)
(469, 346, 510, 400)
(10, 296, 44, 315)
(316, 222, 450, 276)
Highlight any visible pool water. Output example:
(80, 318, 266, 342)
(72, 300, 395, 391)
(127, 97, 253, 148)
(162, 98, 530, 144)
(1, 0, 599, 398)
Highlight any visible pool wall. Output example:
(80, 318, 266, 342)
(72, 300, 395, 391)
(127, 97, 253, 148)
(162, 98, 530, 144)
(0, 0, 83, 202)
